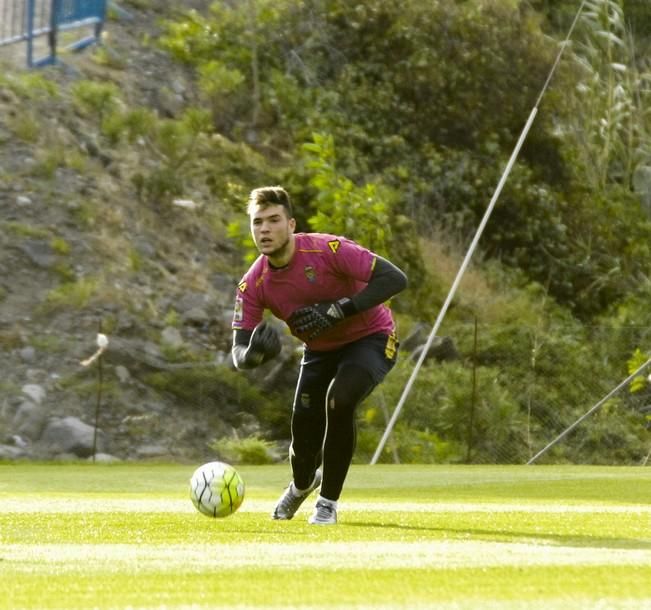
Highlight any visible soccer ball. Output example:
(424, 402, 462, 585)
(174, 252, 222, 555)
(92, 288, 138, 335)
(189, 461, 245, 518)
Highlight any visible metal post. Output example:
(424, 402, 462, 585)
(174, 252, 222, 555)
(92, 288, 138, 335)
(26, 0, 36, 67)
(466, 317, 478, 463)
(48, 0, 61, 66)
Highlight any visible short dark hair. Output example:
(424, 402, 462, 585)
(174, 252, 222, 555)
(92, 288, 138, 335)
(247, 186, 293, 217)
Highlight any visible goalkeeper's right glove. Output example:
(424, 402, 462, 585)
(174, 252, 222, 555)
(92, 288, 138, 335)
(289, 297, 356, 339)
(242, 322, 281, 367)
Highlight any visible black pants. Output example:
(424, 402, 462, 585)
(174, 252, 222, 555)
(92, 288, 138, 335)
(290, 332, 398, 501)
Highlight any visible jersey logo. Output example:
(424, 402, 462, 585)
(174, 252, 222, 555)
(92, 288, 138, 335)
(233, 295, 243, 323)
(304, 265, 316, 283)
(328, 240, 340, 254)
(384, 331, 398, 361)
(238, 281, 247, 293)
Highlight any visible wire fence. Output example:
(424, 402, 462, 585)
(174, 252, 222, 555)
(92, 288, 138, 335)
(0, 317, 649, 465)
(0, 0, 50, 45)
(0, 0, 105, 66)
(361, 320, 651, 467)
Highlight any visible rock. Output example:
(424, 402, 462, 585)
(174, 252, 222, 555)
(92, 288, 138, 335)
(181, 307, 209, 325)
(18, 240, 56, 269)
(170, 79, 186, 95)
(172, 198, 200, 210)
(16, 195, 32, 206)
(39, 416, 107, 458)
(115, 365, 131, 383)
(19, 346, 36, 363)
(177, 292, 208, 312)
(161, 326, 183, 347)
(211, 273, 236, 305)
(10, 435, 29, 448)
(136, 444, 169, 458)
(53, 453, 81, 462)
(12, 400, 47, 441)
(401, 322, 430, 352)
(25, 369, 47, 382)
(633, 165, 651, 213)
(22, 384, 46, 404)
(0, 444, 27, 459)
(87, 453, 121, 463)
(144, 341, 162, 359)
(410, 336, 460, 363)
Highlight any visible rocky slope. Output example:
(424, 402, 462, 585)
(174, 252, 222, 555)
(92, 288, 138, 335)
(0, 2, 295, 463)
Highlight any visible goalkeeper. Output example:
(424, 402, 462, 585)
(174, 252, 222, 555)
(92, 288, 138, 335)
(231, 186, 407, 525)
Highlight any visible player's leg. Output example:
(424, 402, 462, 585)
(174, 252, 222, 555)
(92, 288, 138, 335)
(272, 350, 335, 520)
(318, 363, 375, 499)
(310, 332, 398, 524)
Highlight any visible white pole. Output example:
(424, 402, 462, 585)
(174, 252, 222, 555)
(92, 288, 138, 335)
(371, 108, 538, 465)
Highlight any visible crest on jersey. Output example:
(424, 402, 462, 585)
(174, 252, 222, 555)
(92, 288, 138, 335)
(304, 265, 316, 283)
(238, 281, 247, 293)
(327, 240, 340, 254)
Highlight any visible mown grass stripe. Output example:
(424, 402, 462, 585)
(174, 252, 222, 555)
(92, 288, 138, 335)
(3, 540, 651, 570)
(1, 497, 650, 514)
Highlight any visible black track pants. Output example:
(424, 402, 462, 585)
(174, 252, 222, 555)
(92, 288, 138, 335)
(289, 332, 397, 501)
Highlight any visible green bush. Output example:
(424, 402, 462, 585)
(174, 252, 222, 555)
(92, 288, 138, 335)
(71, 80, 121, 122)
(43, 278, 98, 311)
(209, 434, 281, 465)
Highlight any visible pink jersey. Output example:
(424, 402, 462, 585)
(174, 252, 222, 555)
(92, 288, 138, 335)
(232, 233, 396, 351)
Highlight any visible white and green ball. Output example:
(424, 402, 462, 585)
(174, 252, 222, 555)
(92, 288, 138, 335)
(190, 461, 245, 518)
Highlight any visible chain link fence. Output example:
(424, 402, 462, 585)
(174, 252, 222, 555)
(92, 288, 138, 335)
(360, 320, 651, 466)
(1, 315, 649, 465)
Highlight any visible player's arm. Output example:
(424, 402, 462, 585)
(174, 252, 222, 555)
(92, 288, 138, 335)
(289, 256, 407, 338)
(349, 255, 408, 312)
(232, 322, 282, 370)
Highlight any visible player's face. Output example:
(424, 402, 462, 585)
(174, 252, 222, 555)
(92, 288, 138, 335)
(250, 204, 296, 263)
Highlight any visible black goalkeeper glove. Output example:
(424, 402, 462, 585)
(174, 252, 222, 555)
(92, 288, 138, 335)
(245, 322, 282, 365)
(289, 297, 357, 339)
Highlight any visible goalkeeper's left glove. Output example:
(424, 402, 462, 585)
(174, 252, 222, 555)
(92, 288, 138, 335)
(245, 322, 281, 365)
(232, 322, 281, 369)
(289, 297, 357, 339)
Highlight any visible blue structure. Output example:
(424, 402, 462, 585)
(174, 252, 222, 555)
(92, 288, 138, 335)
(0, 0, 107, 67)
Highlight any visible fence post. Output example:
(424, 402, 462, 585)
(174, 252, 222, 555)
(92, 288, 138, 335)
(26, 0, 36, 67)
(466, 316, 478, 463)
(48, 0, 61, 66)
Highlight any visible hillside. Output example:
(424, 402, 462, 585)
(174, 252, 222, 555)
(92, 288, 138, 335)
(1, 1, 649, 467)
(0, 2, 293, 462)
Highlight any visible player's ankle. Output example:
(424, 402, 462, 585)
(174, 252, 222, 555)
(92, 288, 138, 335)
(315, 495, 337, 509)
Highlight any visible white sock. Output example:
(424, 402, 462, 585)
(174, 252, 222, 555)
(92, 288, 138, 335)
(316, 495, 337, 509)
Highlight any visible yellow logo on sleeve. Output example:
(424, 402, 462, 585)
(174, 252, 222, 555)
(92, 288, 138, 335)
(233, 295, 243, 323)
(328, 240, 340, 254)
(238, 281, 247, 293)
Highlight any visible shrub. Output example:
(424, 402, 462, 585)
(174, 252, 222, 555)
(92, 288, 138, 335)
(43, 278, 98, 310)
(209, 434, 281, 464)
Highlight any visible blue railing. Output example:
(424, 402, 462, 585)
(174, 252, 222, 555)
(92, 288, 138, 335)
(0, 0, 107, 67)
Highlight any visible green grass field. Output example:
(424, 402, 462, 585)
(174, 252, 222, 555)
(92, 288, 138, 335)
(1, 463, 650, 609)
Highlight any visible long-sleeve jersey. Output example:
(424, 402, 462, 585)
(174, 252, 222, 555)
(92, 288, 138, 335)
(232, 233, 397, 351)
